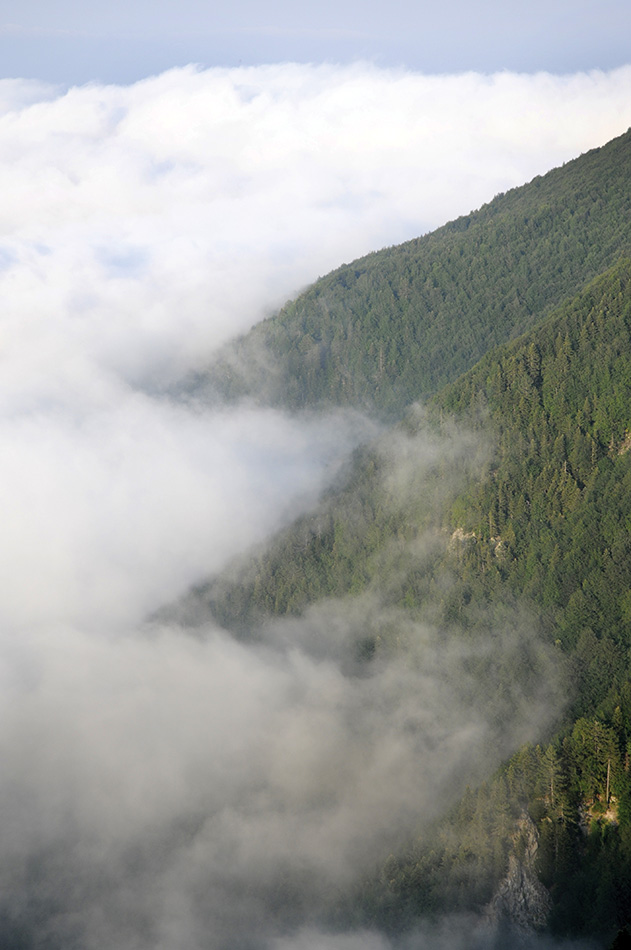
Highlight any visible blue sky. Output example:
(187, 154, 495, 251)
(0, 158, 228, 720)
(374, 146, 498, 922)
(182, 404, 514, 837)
(1, 0, 630, 85)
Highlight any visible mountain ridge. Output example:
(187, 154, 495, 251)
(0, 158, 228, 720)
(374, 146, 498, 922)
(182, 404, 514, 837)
(199, 127, 631, 418)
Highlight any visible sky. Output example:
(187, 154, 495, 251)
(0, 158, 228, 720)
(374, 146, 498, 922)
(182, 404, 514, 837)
(1, 0, 631, 85)
(0, 2, 630, 948)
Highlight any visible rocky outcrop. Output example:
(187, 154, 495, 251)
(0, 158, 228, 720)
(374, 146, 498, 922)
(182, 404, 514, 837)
(485, 813, 551, 936)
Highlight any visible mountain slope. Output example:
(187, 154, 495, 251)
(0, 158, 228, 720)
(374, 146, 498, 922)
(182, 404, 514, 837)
(184, 259, 631, 946)
(185, 259, 631, 686)
(173, 129, 631, 946)
(202, 128, 631, 417)
(362, 257, 631, 945)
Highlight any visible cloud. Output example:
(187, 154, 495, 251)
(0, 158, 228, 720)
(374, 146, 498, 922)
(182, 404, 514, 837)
(0, 64, 630, 383)
(0, 62, 627, 947)
(0, 401, 371, 632)
(0, 420, 565, 950)
(272, 922, 600, 950)
(0, 597, 563, 949)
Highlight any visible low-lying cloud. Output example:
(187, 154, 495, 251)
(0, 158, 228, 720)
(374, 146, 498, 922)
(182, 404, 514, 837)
(1, 64, 630, 384)
(0, 598, 563, 949)
(0, 61, 628, 947)
(271, 922, 599, 950)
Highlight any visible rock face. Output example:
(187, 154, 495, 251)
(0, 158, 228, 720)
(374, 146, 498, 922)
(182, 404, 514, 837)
(486, 813, 552, 935)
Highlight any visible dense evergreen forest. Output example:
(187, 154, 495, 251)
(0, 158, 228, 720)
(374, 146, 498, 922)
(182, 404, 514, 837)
(355, 260, 631, 944)
(201, 128, 631, 419)
(183, 129, 631, 946)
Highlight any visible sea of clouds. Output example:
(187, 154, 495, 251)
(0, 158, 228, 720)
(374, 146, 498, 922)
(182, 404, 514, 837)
(0, 62, 629, 948)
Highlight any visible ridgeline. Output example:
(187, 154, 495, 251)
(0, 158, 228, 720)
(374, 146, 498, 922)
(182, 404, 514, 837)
(203, 128, 631, 419)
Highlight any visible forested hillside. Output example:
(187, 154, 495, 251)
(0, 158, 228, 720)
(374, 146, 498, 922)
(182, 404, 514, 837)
(182, 256, 631, 945)
(355, 258, 631, 945)
(201, 128, 631, 418)
(185, 259, 631, 652)
(170, 129, 631, 946)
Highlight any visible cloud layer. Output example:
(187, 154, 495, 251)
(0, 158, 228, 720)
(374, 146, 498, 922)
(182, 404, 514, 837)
(0, 598, 563, 949)
(1, 63, 630, 383)
(0, 62, 629, 947)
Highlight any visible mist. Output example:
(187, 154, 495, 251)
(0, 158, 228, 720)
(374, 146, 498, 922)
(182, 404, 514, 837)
(0, 603, 565, 949)
(271, 922, 599, 950)
(0, 62, 629, 947)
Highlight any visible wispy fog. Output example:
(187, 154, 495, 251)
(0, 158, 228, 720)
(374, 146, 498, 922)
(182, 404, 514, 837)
(272, 922, 599, 950)
(0, 594, 565, 949)
(0, 62, 629, 947)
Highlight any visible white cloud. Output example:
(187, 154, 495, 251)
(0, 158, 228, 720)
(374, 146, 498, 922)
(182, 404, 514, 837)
(0, 64, 629, 384)
(0, 600, 561, 949)
(0, 400, 368, 632)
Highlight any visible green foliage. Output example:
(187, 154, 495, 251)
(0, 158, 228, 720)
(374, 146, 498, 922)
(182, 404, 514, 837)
(352, 262, 631, 942)
(191, 261, 631, 942)
(435, 260, 631, 702)
(203, 128, 631, 419)
(357, 715, 631, 941)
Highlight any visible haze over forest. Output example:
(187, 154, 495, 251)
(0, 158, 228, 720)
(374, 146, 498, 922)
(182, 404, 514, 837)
(1, 61, 631, 950)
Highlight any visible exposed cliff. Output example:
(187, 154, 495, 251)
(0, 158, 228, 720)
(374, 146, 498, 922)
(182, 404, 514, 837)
(485, 813, 551, 936)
